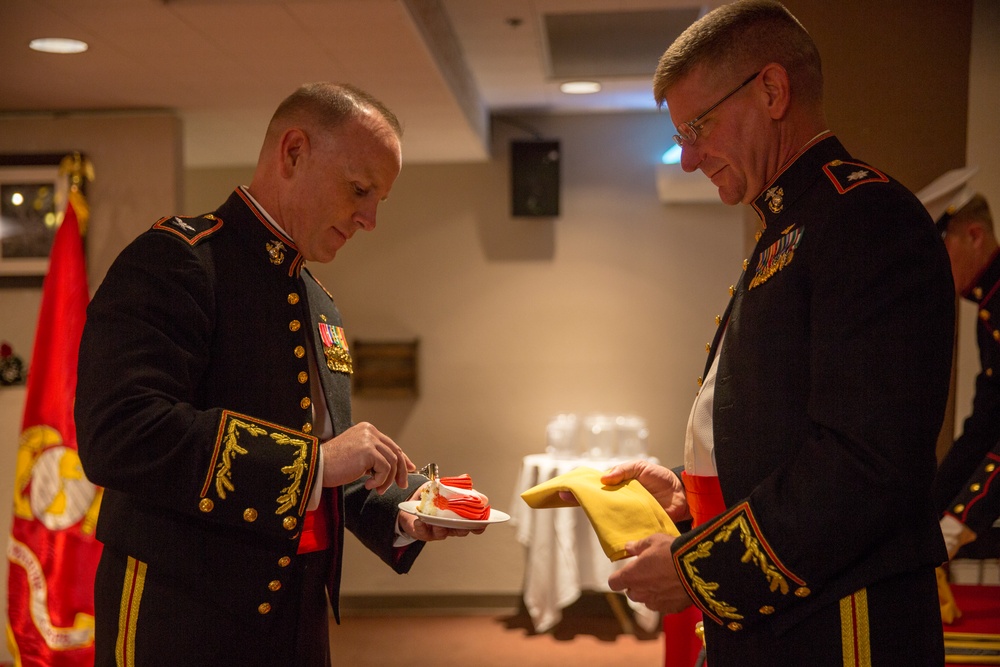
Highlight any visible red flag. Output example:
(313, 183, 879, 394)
(7, 194, 102, 666)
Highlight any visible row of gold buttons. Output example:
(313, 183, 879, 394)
(289, 292, 314, 434)
(196, 500, 291, 614)
(258, 556, 294, 615)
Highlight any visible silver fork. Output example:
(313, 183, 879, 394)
(418, 462, 439, 480)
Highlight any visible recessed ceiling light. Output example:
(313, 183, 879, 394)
(29, 38, 89, 54)
(560, 81, 601, 95)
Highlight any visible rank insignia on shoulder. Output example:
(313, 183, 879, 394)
(318, 322, 353, 374)
(822, 160, 888, 194)
(152, 214, 223, 245)
(749, 226, 803, 290)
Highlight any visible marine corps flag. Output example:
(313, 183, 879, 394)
(6, 155, 102, 667)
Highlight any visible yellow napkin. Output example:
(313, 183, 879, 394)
(937, 566, 962, 624)
(520, 466, 678, 561)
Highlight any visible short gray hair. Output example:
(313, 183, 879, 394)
(653, 0, 822, 109)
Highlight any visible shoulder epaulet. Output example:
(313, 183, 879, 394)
(151, 214, 224, 246)
(822, 160, 889, 195)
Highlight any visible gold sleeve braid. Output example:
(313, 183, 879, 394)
(200, 410, 318, 529)
(673, 502, 808, 631)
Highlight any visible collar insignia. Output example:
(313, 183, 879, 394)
(765, 186, 784, 214)
(266, 240, 286, 266)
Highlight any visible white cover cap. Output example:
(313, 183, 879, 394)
(915, 166, 979, 228)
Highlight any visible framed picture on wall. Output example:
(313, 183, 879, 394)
(0, 154, 71, 280)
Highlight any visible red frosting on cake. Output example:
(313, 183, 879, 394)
(433, 474, 491, 520)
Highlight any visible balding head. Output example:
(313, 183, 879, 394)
(248, 82, 403, 262)
(263, 82, 402, 147)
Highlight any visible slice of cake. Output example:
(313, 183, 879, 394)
(417, 474, 491, 520)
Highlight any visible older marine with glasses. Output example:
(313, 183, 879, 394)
(671, 70, 760, 147)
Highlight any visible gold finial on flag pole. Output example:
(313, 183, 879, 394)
(59, 151, 94, 233)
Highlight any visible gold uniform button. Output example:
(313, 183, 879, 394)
(727, 622, 743, 631)
(294, 346, 306, 358)
(987, 368, 994, 377)
(973, 287, 983, 300)
(759, 605, 775, 615)
(243, 508, 258, 522)
(971, 483, 982, 492)
(794, 587, 811, 598)
(298, 371, 309, 384)
(199, 498, 214, 513)
(954, 504, 965, 513)
(288, 293, 300, 305)
(729, 284, 735, 296)
(705, 343, 711, 353)
(289, 320, 301, 332)
(994, 331, 1000, 342)
(268, 580, 282, 592)
(742, 259, 749, 270)
(283, 516, 298, 531)
(986, 463, 996, 473)
(258, 603, 271, 615)
(980, 309, 990, 322)
(697, 376, 704, 387)
(715, 315, 722, 326)
(278, 557, 291, 567)
(300, 397, 311, 410)
(302, 422, 312, 434)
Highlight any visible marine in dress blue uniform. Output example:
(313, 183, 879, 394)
(667, 132, 954, 665)
(614, 3, 960, 663)
(919, 172, 1000, 561)
(77, 188, 425, 666)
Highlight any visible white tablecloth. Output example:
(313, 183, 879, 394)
(509, 453, 661, 633)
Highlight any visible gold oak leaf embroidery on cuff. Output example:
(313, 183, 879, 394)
(216, 418, 263, 498)
(678, 504, 794, 623)
(719, 514, 790, 595)
(681, 540, 743, 621)
(273, 432, 310, 514)
(213, 417, 311, 515)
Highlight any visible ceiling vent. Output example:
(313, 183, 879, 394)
(543, 8, 703, 79)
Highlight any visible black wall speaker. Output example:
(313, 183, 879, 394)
(511, 140, 560, 217)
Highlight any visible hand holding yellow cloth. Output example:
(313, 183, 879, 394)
(520, 466, 678, 561)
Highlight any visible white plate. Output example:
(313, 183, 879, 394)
(398, 500, 510, 529)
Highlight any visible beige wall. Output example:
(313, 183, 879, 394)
(0, 1, 993, 657)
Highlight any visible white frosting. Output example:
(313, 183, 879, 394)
(417, 480, 489, 519)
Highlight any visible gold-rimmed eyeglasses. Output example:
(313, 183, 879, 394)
(672, 71, 761, 147)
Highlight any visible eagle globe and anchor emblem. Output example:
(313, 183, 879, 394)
(10, 423, 103, 650)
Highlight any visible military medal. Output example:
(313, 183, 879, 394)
(749, 226, 803, 290)
(318, 322, 353, 374)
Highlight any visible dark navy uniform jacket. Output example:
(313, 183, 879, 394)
(76, 188, 424, 625)
(670, 134, 954, 661)
(933, 249, 1000, 539)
